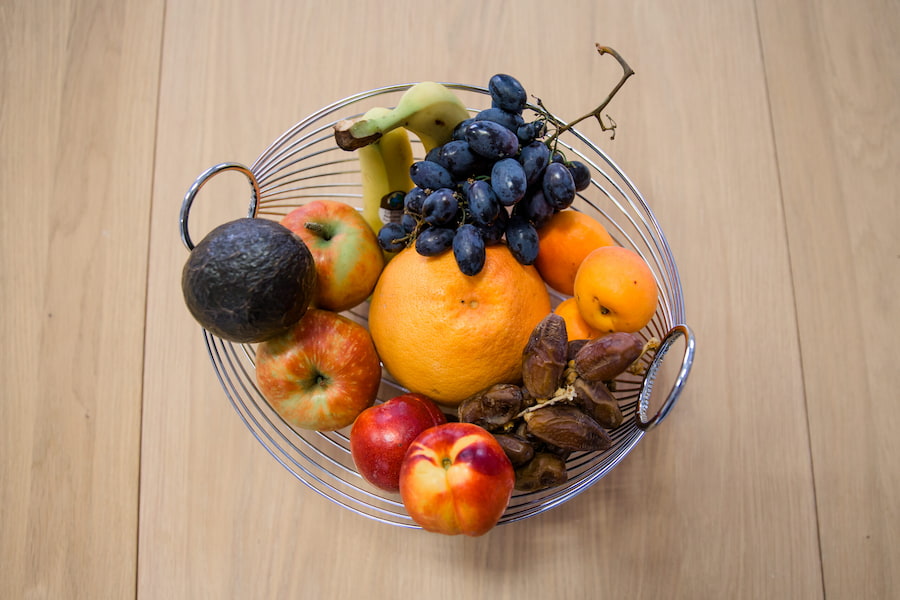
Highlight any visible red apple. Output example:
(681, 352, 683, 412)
(399, 422, 515, 536)
(280, 200, 385, 313)
(350, 393, 447, 492)
(255, 308, 381, 431)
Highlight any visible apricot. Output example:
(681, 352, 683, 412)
(573, 246, 658, 334)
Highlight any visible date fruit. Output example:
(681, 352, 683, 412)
(573, 377, 624, 428)
(493, 433, 536, 467)
(573, 332, 644, 382)
(524, 404, 612, 452)
(514, 452, 568, 492)
(522, 313, 569, 398)
(457, 383, 524, 431)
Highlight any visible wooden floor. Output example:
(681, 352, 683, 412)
(2, 1, 898, 598)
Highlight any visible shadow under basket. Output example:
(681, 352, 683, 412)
(179, 82, 696, 529)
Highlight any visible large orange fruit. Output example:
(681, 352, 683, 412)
(573, 245, 658, 334)
(534, 209, 616, 295)
(368, 245, 552, 406)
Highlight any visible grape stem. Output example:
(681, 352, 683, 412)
(539, 44, 635, 145)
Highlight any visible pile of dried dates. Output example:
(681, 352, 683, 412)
(457, 314, 655, 492)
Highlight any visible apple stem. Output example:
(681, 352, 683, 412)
(304, 221, 332, 240)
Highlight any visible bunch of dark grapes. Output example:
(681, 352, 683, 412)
(376, 74, 592, 276)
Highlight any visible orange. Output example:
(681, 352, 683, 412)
(553, 297, 603, 341)
(573, 245, 658, 334)
(534, 209, 616, 295)
(368, 245, 552, 406)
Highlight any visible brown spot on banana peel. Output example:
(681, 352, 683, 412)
(333, 119, 382, 151)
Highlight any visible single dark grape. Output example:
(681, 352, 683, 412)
(491, 158, 528, 206)
(541, 162, 576, 210)
(475, 107, 524, 134)
(513, 187, 555, 228)
(464, 120, 520, 160)
(404, 187, 427, 215)
(377, 222, 407, 253)
(517, 119, 547, 145)
(488, 74, 527, 113)
(505, 216, 540, 265)
(518, 140, 551, 185)
(410, 160, 455, 190)
(424, 145, 446, 166)
(568, 160, 591, 191)
(451, 117, 476, 141)
(466, 179, 501, 226)
(452, 224, 486, 276)
(439, 140, 482, 179)
(480, 206, 508, 245)
(415, 226, 455, 256)
(422, 188, 459, 226)
(400, 212, 419, 234)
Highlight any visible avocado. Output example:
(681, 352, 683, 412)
(182, 217, 317, 343)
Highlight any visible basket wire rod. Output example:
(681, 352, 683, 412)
(261, 185, 362, 204)
(221, 338, 410, 513)
(576, 187, 676, 331)
(225, 341, 359, 470)
(224, 342, 410, 515)
(211, 332, 414, 523)
(258, 159, 361, 197)
(572, 156, 675, 307)
(203, 331, 359, 515)
(562, 146, 677, 306)
(553, 124, 683, 319)
(251, 83, 426, 176)
(567, 128, 687, 326)
(255, 128, 349, 184)
(259, 155, 361, 188)
(583, 193, 677, 330)
(253, 82, 488, 186)
(503, 428, 645, 523)
(180, 162, 261, 251)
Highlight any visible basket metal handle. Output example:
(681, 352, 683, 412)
(180, 162, 261, 251)
(636, 324, 695, 431)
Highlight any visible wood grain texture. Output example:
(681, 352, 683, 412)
(757, 0, 900, 597)
(3, 0, 898, 598)
(0, 0, 163, 598)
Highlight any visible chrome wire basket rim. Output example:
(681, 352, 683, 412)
(183, 82, 694, 528)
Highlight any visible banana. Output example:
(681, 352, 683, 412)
(334, 81, 471, 153)
(357, 107, 416, 234)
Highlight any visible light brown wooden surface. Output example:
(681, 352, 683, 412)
(2, 0, 897, 598)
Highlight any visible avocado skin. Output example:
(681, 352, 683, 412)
(182, 218, 317, 343)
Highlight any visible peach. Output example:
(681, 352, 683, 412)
(399, 422, 514, 536)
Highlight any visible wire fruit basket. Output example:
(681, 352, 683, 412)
(179, 82, 695, 528)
